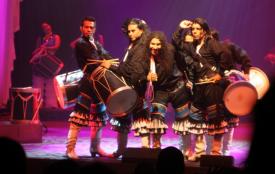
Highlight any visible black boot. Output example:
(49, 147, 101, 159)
(113, 132, 128, 158)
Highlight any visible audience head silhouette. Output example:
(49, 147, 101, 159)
(245, 76, 274, 173)
(156, 146, 185, 174)
(0, 137, 27, 174)
(80, 161, 116, 174)
(43, 159, 79, 174)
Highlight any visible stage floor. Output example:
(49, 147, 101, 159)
(21, 119, 253, 168)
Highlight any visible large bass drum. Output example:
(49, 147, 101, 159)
(90, 67, 138, 117)
(223, 70, 258, 116)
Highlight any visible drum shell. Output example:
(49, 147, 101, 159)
(54, 70, 83, 109)
(91, 67, 138, 117)
(10, 87, 41, 120)
(32, 54, 64, 78)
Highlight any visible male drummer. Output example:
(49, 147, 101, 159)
(65, 16, 115, 159)
(30, 22, 61, 108)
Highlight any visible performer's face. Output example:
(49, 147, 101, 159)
(149, 38, 161, 56)
(41, 23, 52, 35)
(80, 20, 96, 38)
(191, 23, 205, 40)
(127, 24, 143, 42)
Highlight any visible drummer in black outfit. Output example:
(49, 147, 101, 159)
(132, 31, 191, 149)
(65, 16, 116, 159)
(109, 18, 151, 157)
(172, 18, 232, 160)
(208, 29, 252, 155)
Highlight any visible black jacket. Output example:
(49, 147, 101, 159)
(75, 36, 112, 75)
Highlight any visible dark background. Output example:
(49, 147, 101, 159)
(13, 0, 275, 87)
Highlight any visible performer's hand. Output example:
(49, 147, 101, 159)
(185, 34, 194, 43)
(100, 59, 112, 69)
(110, 58, 120, 66)
(147, 72, 158, 81)
(243, 73, 250, 80)
(186, 80, 193, 89)
(209, 73, 222, 82)
(179, 20, 192, 29)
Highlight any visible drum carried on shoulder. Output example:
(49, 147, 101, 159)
(30, 50, 64, 79)
(54, 67, 138, 117)
(223, 67, 270, 116)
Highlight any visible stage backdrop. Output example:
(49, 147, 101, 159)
(11, 0, 275, 95)
(0, 0, 20, 107)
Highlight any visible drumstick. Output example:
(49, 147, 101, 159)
(183, 71, 193, 95)
(31, 99, 43, 123)
(87, 59, 120, 66)
(195, 80, 216, 85)
(86, 62, 119, 66)
(87, 58, 119, 62)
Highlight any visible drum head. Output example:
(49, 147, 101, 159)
(106, 86, 138, 117)
(249, 67, 270, 99)
(223, 81, 258, 116)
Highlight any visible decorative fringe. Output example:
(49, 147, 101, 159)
(149, 118, 168, 134)
(185, 118, 208, 135)
(172, 118, 189, 135)
(207, 119, 228, 135)
(131, 118, 151, 136)
(226, 116, 240, 128)
(68, 111, 107, 127)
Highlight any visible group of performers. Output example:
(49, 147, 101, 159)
(31, 16, 253, 161)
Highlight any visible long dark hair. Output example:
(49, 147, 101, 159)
(144, 31, 173, 74)
(121, 18, 150, 44)
(192, 17, 210, 34)
(192, 17, 212, 42)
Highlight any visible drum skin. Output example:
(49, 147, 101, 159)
(223, 81, 257, 116)
(249, 67, 270, 99)
(223, 66, 269, 116)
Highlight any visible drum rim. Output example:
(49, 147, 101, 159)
(11, 87, 41, 93)
(106, 86, 138, 117)
(249, 66, 270, 83)
(223, 81, 258, 116)
(223, 80, 257, 97)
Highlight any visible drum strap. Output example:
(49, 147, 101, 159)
(122, 44, 133, 62)
(193, 41, 219, 75)
(89, 37, 98, 50)
(150, 56, 156, 73)
(145, 56, 156, 103)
